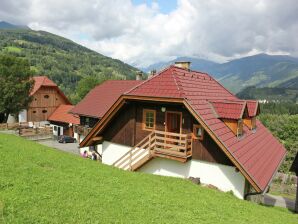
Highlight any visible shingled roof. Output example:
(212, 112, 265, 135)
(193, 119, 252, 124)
(209, 100, 247, 120)
(31, 76, 71, 104)
(48, 105, 79, 125)
(82, 65, 286, 192)
(70, 80, 142, 118)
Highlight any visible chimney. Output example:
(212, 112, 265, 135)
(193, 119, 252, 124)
(136, 71, 143, 80)
(148, 69, 156, 79)
(175, 61, 191, 70)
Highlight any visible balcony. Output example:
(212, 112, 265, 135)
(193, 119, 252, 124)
(74, 125, 92, 136)
(113, 130, 193, 171)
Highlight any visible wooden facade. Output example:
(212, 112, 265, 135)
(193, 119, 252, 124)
(28, 86, 69, 122)
(102, 100, 232, 166)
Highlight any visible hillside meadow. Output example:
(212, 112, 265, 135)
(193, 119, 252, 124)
(0, 134, 297, 223)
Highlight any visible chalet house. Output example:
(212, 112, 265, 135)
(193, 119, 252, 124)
(70, 80, 142, 142)
(80, 62, 286, 199)
(19, 76, 71, 123)
(48, 104, 79, 138)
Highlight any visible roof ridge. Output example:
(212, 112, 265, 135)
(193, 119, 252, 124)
(209, 99, 246, 104)
(171, 69, 185, 98)
(124, 66, 174, 95)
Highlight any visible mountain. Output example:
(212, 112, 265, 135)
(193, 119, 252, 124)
(0, 28, 138, 102)
(144, 54, 298, 93)
(236, 86, 298, 103)
(0, 21, 30, 30)
(143, 56, 218, 73)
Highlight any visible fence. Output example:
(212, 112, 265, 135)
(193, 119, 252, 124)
(0, 122, 53, 140)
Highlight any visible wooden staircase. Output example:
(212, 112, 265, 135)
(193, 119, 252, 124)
(112, 130, 192, 171)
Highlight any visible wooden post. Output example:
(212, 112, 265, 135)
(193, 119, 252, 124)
(295, 176, 298, 213)
(129, 150, 132, 171)
(185, 138, 188, 156)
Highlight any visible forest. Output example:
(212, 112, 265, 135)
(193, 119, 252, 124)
(0, 29, 139, 103)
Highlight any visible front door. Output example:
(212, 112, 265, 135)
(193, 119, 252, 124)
(166, 112, 181, 133)
(165, 112, 182, 149)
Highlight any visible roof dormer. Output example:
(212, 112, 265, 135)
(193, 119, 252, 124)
(243, 100, 260, 130)
(209, 100, 248, 137)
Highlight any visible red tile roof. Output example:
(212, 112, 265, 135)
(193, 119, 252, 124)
(30, 76, 57, 96)
(71, 80, 143, 118)
(246, 100, 259, 117)
(126, 66, 286, 192)
(30, 76, 71, 104)
(209, 100, 246, 120)
(48, 105, 79, 125)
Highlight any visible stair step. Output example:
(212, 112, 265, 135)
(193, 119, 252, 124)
(131, 155, 152, 171)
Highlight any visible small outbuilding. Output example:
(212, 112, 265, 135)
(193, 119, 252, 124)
(290, 152, 298, 213)
(48, 104, 80, 138)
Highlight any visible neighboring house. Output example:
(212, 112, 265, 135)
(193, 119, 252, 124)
(80, 62, 286, 199)
(18, 76, 71, 122)
(70, 80, 142, 142)
(290, 152, 298, 213)
(48, 104, 80, 138)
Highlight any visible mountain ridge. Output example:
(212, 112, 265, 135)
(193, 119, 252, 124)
(143, 54, 298, 93)
(0, 21, 30, 30)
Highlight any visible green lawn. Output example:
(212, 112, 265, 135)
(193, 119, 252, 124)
(0, 134, 297, 223)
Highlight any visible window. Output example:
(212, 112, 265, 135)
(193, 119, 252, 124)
(44, 95, 49, 99)
(54, 126, 57, 131)
(33, 111, 36, 114)
(193, 124, 204, 140)
(42, 110, 47, 113)
(143, 109, 156, 130)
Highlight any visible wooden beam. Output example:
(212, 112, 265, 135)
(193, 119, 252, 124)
(92, 136, 102, 142)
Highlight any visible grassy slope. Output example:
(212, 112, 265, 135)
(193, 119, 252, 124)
(0, 134, 296, 224)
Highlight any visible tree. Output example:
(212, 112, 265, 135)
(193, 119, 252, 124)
(75, 76, 105, 101)
(0, 55, 34, 123)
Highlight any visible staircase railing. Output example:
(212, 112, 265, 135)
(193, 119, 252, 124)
(112, 130, 192, 171)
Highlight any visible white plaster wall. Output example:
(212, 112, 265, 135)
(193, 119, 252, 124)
(7, 114, 16, 123)
(102, 141, 131, 165)
(139, 157, 245, 199)
(50, 124, 63, 136)
(74, 132, 79, 141)
(101, 141, 245, 199)
(18, 110, 27, 122)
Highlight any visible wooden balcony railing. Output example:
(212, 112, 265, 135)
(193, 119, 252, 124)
(74, 125, 92, 136)
(113, 130, 192, 171)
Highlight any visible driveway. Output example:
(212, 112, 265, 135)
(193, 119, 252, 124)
(38, 139, 80, 155)
(263, 194, 295, 211)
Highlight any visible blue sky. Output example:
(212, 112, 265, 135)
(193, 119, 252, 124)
(132, 0, 177, 13)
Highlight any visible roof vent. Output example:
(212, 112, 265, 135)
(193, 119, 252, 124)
(175, 61, 191, 70)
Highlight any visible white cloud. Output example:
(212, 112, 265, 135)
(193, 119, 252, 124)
(0, 0, 297, 67)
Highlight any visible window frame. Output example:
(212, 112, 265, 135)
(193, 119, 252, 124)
(237, 119, 243, 137)
(142, 109, 156, 131)
(193, 124, 204, 140)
